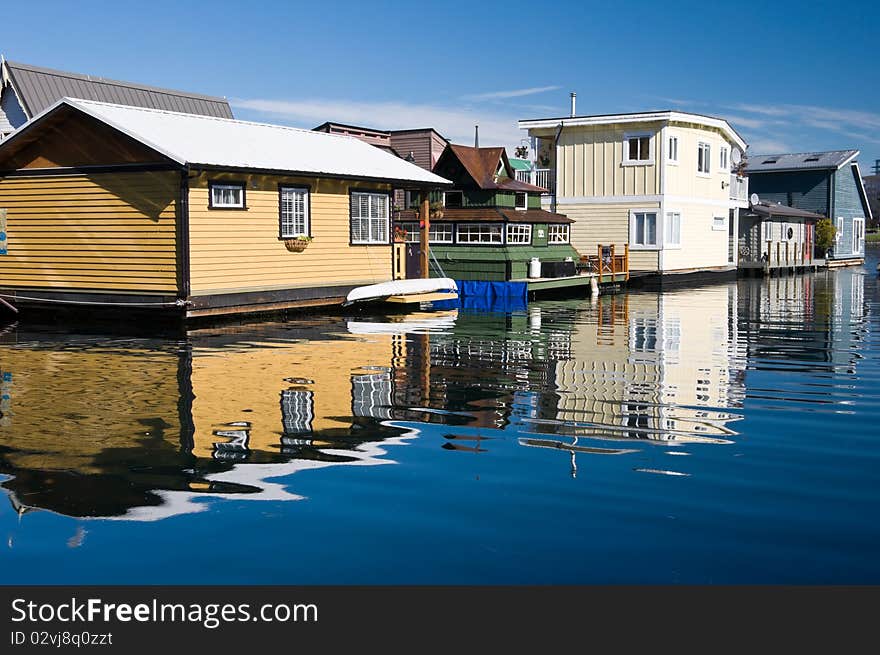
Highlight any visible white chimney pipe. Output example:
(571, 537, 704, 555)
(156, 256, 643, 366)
(570, 92, 577, 117)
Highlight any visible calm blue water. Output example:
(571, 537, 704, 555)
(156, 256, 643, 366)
(1, 253, 878, 584)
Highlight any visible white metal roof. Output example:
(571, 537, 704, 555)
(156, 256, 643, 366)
(10, 97, 452, 186)
(518, 110, 747, 150)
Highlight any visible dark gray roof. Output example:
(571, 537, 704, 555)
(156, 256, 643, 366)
(747, 202, 826, 220)
(3, 60, 233, 119)
(745, 150, 858, 173)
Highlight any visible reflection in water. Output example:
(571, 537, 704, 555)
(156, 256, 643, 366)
(0, 263, 877, 582)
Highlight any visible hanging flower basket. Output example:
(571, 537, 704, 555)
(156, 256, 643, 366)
(283, 236, 312, 252)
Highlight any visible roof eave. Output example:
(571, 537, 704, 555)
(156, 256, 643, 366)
(189, 163, 452, 188)
(519, 111, 747, 150)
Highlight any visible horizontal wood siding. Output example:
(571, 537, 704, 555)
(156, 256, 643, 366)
(188, 173, 392, 295)
(0, 171, 179, 292)
(563, 202, 659, 271)
(389, 132, 433, 170)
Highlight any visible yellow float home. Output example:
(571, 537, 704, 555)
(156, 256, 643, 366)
(0, 98, 450, 321)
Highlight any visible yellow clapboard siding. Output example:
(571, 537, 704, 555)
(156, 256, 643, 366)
(187, 173, 393, 294)
(0, 171, 179, 294)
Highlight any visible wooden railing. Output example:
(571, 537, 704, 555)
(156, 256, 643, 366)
(764, 240, 812, 267)
(580, 244, 630, 280)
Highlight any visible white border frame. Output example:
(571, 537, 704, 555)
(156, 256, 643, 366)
(629, 208, 660, 250)
(622, 131, 654, 166)
(664, 209, 682, 249)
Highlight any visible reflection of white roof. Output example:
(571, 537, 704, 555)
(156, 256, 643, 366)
(5, 97, 452, 187)
(98, 423, 422, 522)
(347, 311, 458, 335)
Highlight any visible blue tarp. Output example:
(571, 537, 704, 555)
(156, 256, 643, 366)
(431, 280, 528, 313)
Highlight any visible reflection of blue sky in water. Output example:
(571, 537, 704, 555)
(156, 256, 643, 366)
(0, 260, 878, 583)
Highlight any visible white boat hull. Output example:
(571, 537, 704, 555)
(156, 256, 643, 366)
(344, 278, 458, 305)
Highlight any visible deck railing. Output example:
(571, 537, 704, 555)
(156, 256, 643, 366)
(580, 244, 630, 281)
(514, 168, 554, 194)
(764, 239, 812, 267)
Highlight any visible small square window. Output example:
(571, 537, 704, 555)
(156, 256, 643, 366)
(631, 211, 658, 247)
(210, 182, 245, 209)
(624, 134, 652, 164)
(505, 223, 532, 244)
(712, 216, 726, 231)
(515, 192, 527, 210)
(444, 191, 464, 208)
(548, 224, 570, 244)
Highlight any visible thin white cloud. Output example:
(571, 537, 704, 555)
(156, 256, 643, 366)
(231, 97, 526, 149)
(729, 103, 791, 117)
(723, 114, 769, 130)
(746, 138, 793, 155)
(462, 85, 561, 101)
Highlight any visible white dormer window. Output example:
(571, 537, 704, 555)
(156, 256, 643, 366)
(623, 133, 652, 165)
(697, 143, 711, 174)
(668, 135, 679, 164)
(720, 146, 729, 171)
(515, 192, 527, 210)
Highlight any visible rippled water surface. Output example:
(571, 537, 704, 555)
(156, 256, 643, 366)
(1, 253, 878, 583)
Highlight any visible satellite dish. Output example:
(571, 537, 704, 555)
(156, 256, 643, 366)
(731, 147, 742, 165)
(750, 193, 760, 205)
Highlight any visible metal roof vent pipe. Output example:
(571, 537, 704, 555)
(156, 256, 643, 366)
(474, 124, 479, 148)
(570, 92, 577, 117)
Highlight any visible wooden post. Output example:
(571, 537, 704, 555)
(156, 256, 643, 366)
(597, 244, 603, 274)
(624, 244, 630, 281)
(420, 191, 430, 279)
(610, 244, 616, 276)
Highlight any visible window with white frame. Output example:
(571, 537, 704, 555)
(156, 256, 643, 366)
(712, 216, 726, 231)
(836, 217, 844, 244)
(444, 190, 464, 208)
(457, 223, 502, 244)
(668, 135, 679, 163)
(350, 192, 389, 244)
(399, 222, 420, 243)
(665, 212, 681, 247)
(631, 211, 658, 247)
(430, 223, 454, 243)
(853, 218, 865, 252)
(697, 142, 711, 174)
(505, 223, 532, 244)
(548, 224, 570, 244)
(515, 192, 527, 210)
(403, 222, 454, 244)
(209, 182, 245, 209)
(624, 133, 652, 164)
(763, 221, 774, 242)
(720, 146, 729, 171)
(279, 186, 309, 238)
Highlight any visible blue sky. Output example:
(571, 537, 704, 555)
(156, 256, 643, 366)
(4, 0, 879, 170)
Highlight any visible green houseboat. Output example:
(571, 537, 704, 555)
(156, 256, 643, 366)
(395, 144, 587, 290)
